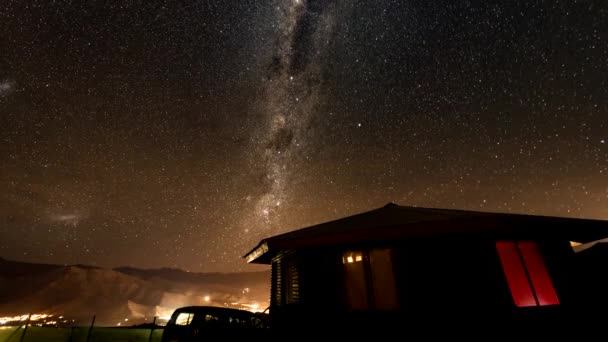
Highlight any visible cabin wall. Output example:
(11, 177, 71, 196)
(573, 243, 608, 313)
(394, 240, 513, 316)
(269, 238, 577, 330)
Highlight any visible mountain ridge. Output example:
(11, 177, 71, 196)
(0, 256, 266, 277)
(0, 257, 270, 326)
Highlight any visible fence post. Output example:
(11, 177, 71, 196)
(67, 326, 74, 342)
(19, 313, 31, 342)
(85, 315, 95, 342)
(147, 316, 157, 342)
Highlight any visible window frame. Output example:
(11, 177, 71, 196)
(496, 240, 560, 308)
(342, 248, 399, 311)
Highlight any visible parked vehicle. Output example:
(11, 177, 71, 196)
(161, 306, 268, 342)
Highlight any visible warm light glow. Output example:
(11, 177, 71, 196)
(245, 242, 269, 263)
(175, 312, 194, 326)
(239, 302, 265, 313)
(154, 297, 269, 321)
(0, 314, 52, 326)
(570, 241, 582, 247)
(343, 251, 363, 264)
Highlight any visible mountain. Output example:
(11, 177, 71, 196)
(114, 266, 269, 285)
(0, 257, 270, 326)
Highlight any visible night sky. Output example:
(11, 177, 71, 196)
(1, 0, 607, 272)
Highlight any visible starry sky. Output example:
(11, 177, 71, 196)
(1, 0, 607, 272)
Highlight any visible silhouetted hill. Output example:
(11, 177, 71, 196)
(114, 266, 269, 285)
(0, 256, 62, 276)
(0, 257, 270, 326)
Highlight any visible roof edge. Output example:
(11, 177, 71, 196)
(244, 241, 269, 263)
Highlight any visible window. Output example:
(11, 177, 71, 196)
(343, 252, 363, 264)
(174, 312, 194, 326)
(205, 314, 219, 322)
(368, 249, 399, 310)
(343, 249, 398, 310)
(343, 251, 368, 310)
(284, 257, 300, 304)
(271, 255, 300, 307)
(496, 241, 560, 307)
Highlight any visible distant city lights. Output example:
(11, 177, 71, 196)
(0, 297, 268, 328)
(0, 314, 51, 326)
(239, 303, 264, 313)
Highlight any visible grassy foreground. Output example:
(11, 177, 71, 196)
(0, 326, 164, 342)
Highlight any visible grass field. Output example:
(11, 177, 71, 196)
(0, 326, 164, 342)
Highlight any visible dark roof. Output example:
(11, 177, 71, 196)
(244, 203, 608, 264)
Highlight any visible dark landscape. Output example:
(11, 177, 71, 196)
(0, 257, 269, 327)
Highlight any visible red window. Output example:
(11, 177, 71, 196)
(496, 241, 560, 307)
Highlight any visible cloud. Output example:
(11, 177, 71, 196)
(0, 80, 15, 96)
(49, 212, 87, 227)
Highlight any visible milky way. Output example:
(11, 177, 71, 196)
(1, 1, 606, 272)
(252, 0, 340, 228)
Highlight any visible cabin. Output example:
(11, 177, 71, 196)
(244, 203, 608, 335)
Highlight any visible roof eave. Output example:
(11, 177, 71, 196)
(246, 219, 608, 257)
(244, 241, 271, 264)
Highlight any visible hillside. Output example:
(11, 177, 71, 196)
(0, 258, 270, 326)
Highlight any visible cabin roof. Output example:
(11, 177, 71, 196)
(244, 203, 608, 264)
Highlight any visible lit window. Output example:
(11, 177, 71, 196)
(343, 250, 368, 310)
(368, 249, 398, 310)
(343, 252, 363, 264)
(496, 241, 560, 307)
(342, 249, 398, 311)
(174, 312, 194, 326)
